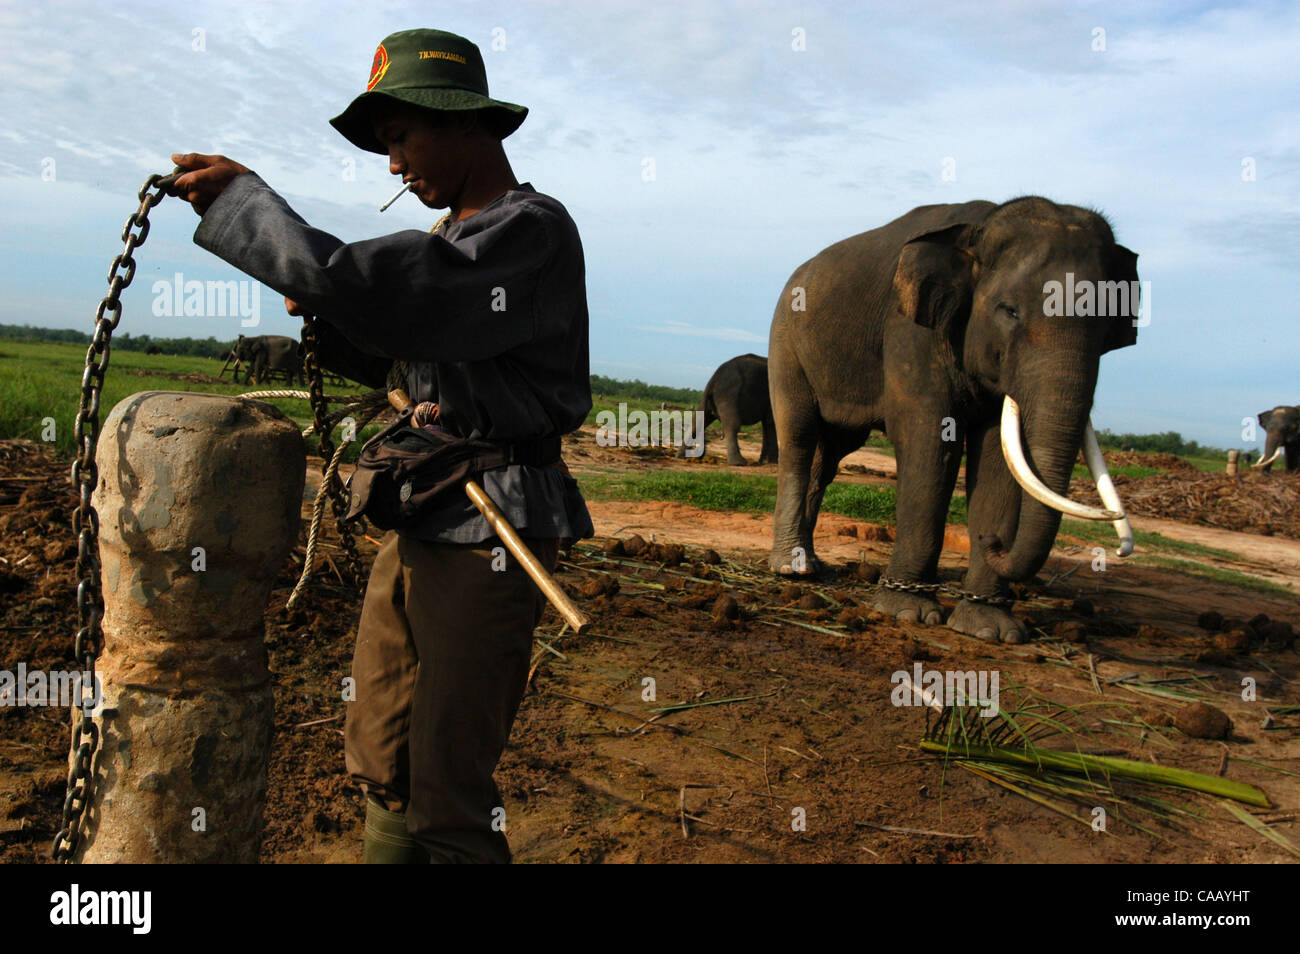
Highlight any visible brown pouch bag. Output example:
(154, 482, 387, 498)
(344, 411, 513, 531)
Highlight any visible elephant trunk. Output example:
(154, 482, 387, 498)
(981, 396, 1095, 582)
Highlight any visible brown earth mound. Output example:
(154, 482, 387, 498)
(1095, 451, 1203, 476)
(1073, 471, 1300, 540)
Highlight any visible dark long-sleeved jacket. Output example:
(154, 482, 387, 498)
(195, 172, 593, 543)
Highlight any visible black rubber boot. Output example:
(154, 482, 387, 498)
(362, 801, 429, 864)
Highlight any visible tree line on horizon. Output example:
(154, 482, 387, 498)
(0, 324, 1238, 458)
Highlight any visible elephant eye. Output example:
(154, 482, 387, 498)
(999, 303, 1021, 321)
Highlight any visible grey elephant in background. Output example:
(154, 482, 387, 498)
(696, 354, 778, 465)
(768, 196, 1139, 644)
(1255, 405, 1300, 471)
(232, 334, 304, 385)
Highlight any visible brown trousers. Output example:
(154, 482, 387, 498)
(345, 529, 558, 863)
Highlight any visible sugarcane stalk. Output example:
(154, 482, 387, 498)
(919, 740, 1271, 808)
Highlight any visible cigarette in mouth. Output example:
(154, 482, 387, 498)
(379, 182, 411, 212)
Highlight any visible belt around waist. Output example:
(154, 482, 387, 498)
(495, 435, 563, 467)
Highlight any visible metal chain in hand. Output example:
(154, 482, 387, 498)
(51, 169, 177, 863)
(877, 576, 1013, 608)
(293, 210, 453, 596)
(300, 316, 365, 593)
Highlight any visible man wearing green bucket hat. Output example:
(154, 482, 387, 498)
(330, 28, 529, 149)
(169, 28, 593, 864)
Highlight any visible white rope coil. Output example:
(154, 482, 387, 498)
(238, 389, 368, 403)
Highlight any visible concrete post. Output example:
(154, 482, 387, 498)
(1226, 449, 1239, 476)
(77, 391, 304, 863)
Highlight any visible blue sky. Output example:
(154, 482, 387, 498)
(0, 0, 1296, 449)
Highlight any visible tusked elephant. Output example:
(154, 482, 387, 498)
(1254, 405, 1300, 471)
(232, 334, 305, 385)
(768, 196, 1139, 643)
(697, 354, 778, 465)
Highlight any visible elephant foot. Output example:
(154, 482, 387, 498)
(727, 456, 749, 467)
(769, 549, 826, 577)
(872, 588, 944, 626)
(947, 599, 1028, 644)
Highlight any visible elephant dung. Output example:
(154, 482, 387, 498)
(1196, 611, 1225, 632)
(851, 562, 882, 584)
(1210, 630, 1252, 654)
(647, 542, 685, 566)
(1053, 621, 1091, 644)
(712, 593, 740, 620)
(78, 391, 304, 863)
(1174, 702, 1233, 740)
(576, 574, 618, 598)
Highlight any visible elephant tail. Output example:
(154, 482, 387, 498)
(699, 385, 718, 429)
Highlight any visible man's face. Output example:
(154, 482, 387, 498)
(370, 102, 473, 209)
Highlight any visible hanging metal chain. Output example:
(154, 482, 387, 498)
(300, 316, 365, 592)
(51, 169, 177, 863)
(290, 211, 452, 597)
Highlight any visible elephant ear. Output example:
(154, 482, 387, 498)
(1103, 244, 1140, 353)
(893, 223, 978, 336)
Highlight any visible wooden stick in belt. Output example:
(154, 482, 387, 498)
(388, 389, 590, 635)
(462, 481, 590, 634)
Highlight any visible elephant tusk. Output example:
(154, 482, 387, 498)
(1082, 421, 1135, 557)
(999, 396, 1124, 523)
(1253, 447, 1283, 469)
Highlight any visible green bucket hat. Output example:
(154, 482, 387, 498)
(330, 29, 528, 153)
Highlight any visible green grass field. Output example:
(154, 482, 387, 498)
(0, 340, 384, 460)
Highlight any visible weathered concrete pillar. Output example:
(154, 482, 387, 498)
(1226, 449, 1239, 476)
(77, 391, 304, 863)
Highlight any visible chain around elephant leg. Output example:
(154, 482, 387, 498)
(872, 577, 944, 625)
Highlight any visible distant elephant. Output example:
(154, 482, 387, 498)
(768, 196, 1139, 643)
(698, 354, 777, 465)
(232, 334, 304, 385)
(145, 343, 163, 355)
(1255, 405, 1300, 471)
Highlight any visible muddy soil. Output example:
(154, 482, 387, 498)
(2, 432, 1298, 864)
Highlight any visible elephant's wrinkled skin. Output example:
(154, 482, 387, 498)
(768, 197, 1140, 643)
(232, 334, 305, 385)
(698, 354, 778, 465)
(1256, 405, 1300, 471)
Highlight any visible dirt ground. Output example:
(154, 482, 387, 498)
(2, 427, 1298, 864)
